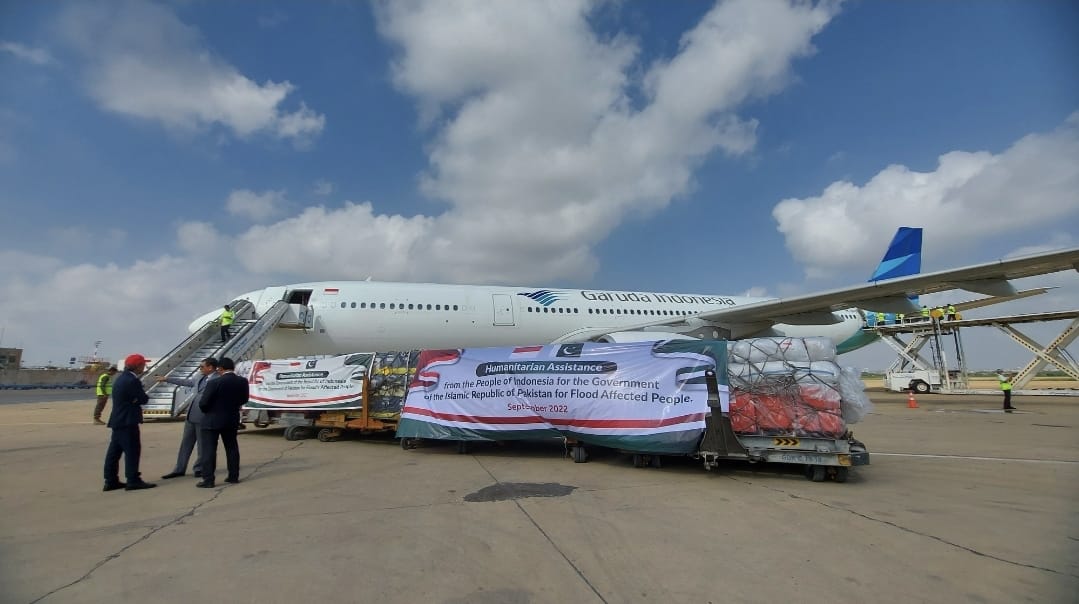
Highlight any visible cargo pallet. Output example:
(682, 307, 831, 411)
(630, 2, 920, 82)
(616, 370, 870, 482)
(244, 385, 400, 443)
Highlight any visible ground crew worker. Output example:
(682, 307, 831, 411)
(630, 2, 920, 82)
(897, 312, 905, 324)
(947, 304, 957, 321)
(997, 369, 1016, 412)
(93, 366, 118, 425)
(219, 305, 235, 342)
(921, 305, 930, 321)
(875, 311, 886, 326)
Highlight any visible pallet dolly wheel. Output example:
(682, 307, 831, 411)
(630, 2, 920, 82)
(805, 465, 827, 482)
(572, 445, 588, 464)
(317, 428, 340, 443)
(832, 467, 849, 483)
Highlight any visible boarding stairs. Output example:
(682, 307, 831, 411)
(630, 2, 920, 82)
(139, 299, 292, 418)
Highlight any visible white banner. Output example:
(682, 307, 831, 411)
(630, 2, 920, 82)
(401, 341, 727, 438)
(239, 354, 369, 410)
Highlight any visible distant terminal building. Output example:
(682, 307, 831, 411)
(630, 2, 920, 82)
(0, 348, 22, 370)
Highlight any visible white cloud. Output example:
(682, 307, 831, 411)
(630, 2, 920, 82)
(176, 220, 228, 257)
(773, 112, 1079, 278)
(53, 1, 324, 145)
(313, 179, 335, 196)
(1, 41, 55, 65)
(226, 189, 288, 222)
(0, 251, 261, 365)
(370, 0, 838, 283)
(235, 202, 436, 280)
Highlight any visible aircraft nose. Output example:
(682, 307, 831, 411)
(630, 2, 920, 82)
(188, 308, 223, 333)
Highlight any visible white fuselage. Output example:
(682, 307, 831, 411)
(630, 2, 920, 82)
(190, 281, 867, 356)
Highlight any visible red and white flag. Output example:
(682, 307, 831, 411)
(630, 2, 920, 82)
(509, 345, 543, 359)
(323, 287, 339, 295)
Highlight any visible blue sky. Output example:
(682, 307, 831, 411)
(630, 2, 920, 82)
(1, 0, 1077, 369)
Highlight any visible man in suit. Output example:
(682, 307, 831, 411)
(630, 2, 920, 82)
(158, 357, 218, 479)
(102, 354, 157, 491)
(197, 356, 249, 487)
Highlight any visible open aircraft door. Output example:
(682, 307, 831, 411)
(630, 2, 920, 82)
(492, 294, 515, 326)
(279, 289, 315, 330)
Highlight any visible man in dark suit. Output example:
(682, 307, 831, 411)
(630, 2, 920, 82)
(197, 356, 249, 487)
(103, 354, 157, 491)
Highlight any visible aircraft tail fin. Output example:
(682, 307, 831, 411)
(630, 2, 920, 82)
(869, 227, 922, 281)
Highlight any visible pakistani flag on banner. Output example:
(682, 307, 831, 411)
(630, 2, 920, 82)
(397, 340, 728, 454)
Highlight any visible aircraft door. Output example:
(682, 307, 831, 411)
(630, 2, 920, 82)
(279, 289, 314, 330)
(492, 294, 515, 326)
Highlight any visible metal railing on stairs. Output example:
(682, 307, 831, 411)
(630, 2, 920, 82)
(140, 299, 291, 418)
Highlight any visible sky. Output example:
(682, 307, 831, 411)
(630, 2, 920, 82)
(1, 0, 1077, 371)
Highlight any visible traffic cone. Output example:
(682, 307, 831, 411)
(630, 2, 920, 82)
(907, 390, 919, 409)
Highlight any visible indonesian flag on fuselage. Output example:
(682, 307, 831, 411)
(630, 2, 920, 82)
(324, 287, 339, 294)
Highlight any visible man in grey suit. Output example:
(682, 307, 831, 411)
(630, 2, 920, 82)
(197, 357, 249, 488)
(158, 357, 218, 479)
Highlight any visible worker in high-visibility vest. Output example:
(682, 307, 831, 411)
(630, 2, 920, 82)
(93, 366, 118, 425)
(219, 305, 235, 342)
(946, 304, 957, 321)
(921, 305, 930, 321)
(996, 369, 1016, 412)
(875, 311, 886, 326)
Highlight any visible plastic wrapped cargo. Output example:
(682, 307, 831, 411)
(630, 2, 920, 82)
(728, 360, 841, 386)
(838, 366, 874, 424)
(728, 336, 836, 364)
(726, 337, 864, 438)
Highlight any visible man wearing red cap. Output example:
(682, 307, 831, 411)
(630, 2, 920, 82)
(102, 354, 157, 491)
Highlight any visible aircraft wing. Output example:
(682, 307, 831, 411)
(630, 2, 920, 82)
(692, 246, 1079, 324)
(556, 246, 1079, 342)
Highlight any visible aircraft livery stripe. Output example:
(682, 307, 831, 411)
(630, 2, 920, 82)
(401, 405, 706, 428)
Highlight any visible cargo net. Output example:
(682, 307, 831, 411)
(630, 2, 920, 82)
(367, 350, 420, 414)
(727, 337, 873, 439)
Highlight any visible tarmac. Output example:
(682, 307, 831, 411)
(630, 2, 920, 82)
(0, 391, 1077, 604)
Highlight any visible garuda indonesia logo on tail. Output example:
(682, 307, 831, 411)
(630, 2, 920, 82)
(517, 289, 567, 307)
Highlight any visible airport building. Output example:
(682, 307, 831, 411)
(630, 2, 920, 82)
(0, 347, 22, 370)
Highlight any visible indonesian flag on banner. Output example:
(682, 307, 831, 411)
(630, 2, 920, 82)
(509, 345, 543, 358)
(324, 287, 339, 294)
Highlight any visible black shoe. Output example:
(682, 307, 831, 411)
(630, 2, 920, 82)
(196, 481, 216, 488)
(103, 481, 126, 492)
(161, 472, 184, 479)
(225, 477, 240, 484)
(125, 481, 157, 491)
(237, 424, 247, 430)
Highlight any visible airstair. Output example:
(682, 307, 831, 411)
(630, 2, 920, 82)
(140, 299, 292, 417)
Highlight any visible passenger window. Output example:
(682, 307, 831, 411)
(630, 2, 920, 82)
(380, 303, 386, 309)
(426, 304, 432, 310)
(340, 302, 346, 308)
(351, 302, 356, 308)
(361, 302, 366, 309)
(453, 305, 459, 311)
(408, 304, 414, 310)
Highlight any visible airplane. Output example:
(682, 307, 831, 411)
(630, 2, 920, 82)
(188, 227, 1079, 358)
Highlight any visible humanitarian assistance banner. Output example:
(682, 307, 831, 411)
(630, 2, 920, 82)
(239, 354, 369, 411)
(396, 340, 728, 454)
